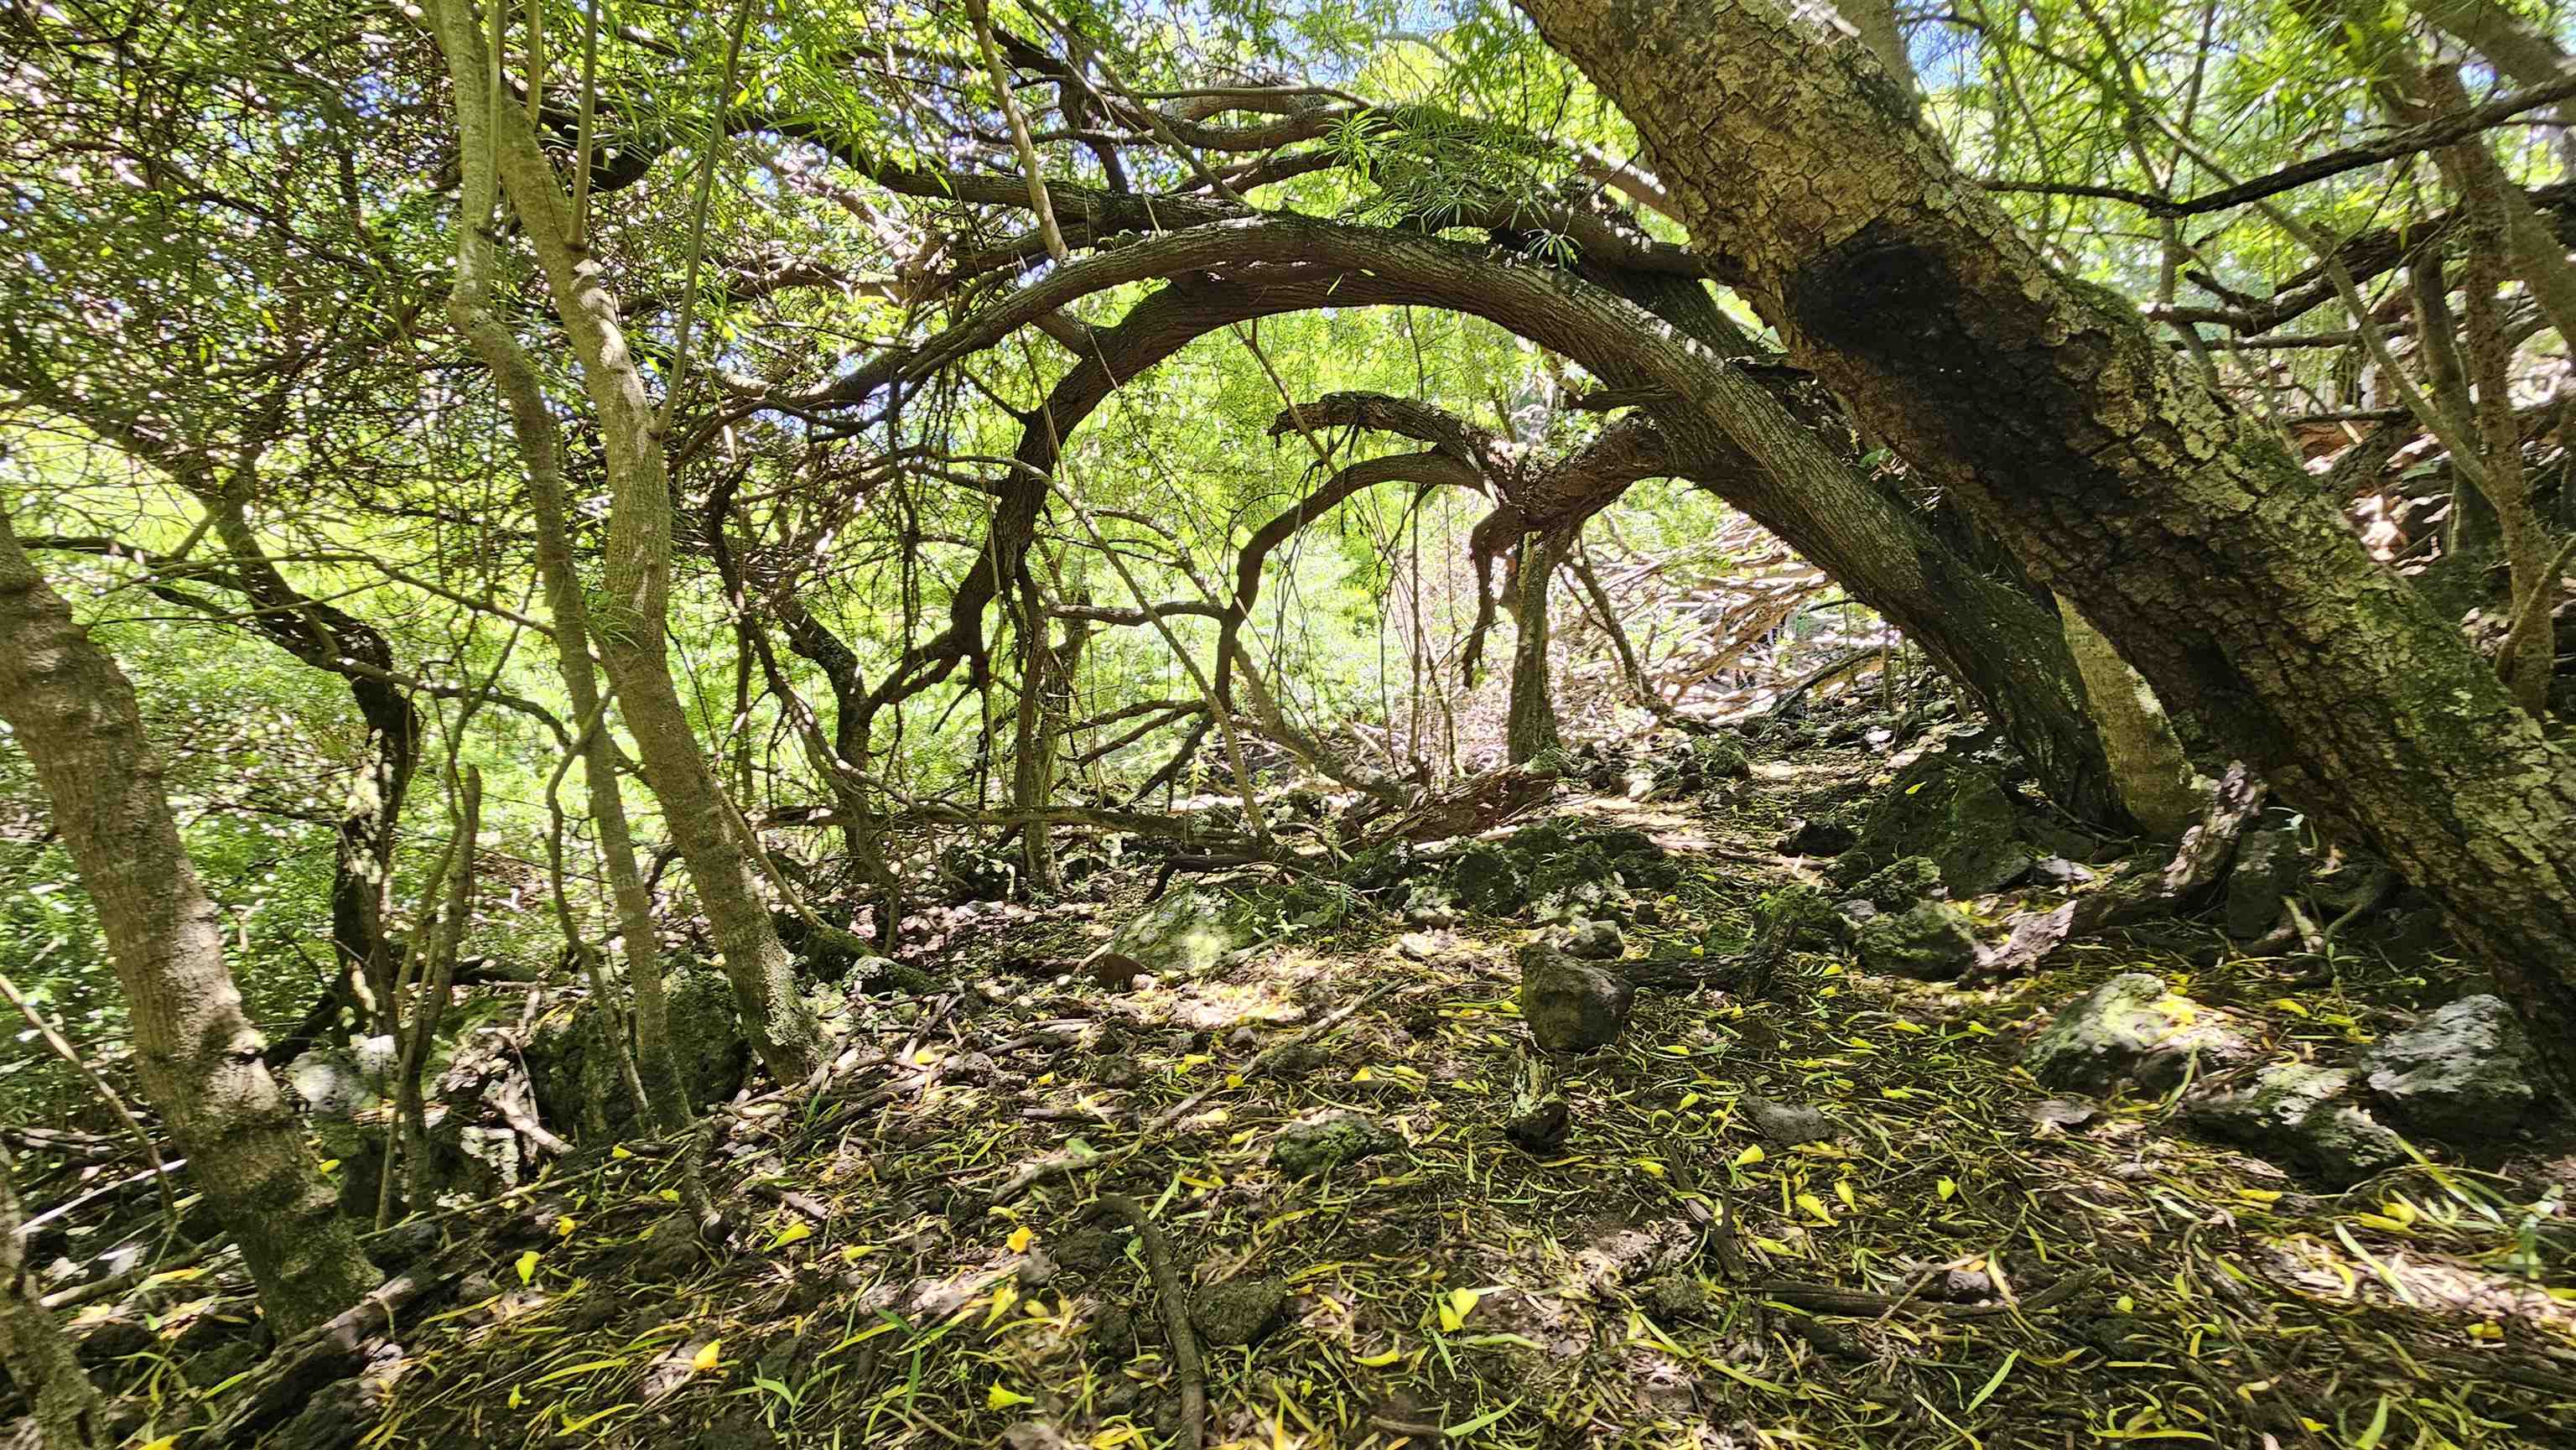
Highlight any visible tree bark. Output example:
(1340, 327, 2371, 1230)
(0, 1146, 102, 1450)
(422, 0, 821, 1083)
(1514, 0, 2576, 1067)
(1505, 533, 1563, 764)
(0, 512, 379, 1336)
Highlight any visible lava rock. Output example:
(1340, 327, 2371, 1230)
(1851, 855, 1943, 908)
(1742, 1095, 1839, 1146)
(1776, 816, 1858, 856)
(1519, 945, 1633, 1052)
(2028, 856, 2096, 889)
(2223, 821, 2305, 938)
(1562, 919, 1627, 960)
(1272, 1111, 1400, 1179)
(1191, 1277, 1289, 1346)
(1690, 735, 1751, 780)
(2023, 973, 2254, 1095)
(1504, 1099, 1571, 1155)
(2362, 995, 2546, 1141)
(1854, 899, 1981, 980)
(2184, 1063, 2406, 1188)
(1452, 843, 1530, 915)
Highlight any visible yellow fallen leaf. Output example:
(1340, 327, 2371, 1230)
(1224, 1073, 1244, 1089)
(2234, 1188, 2282, 1205)
(1733, 1145, 1766, 1167)
(1351, 1067, 1373, 1082)
(1438, 1287, 1481, 1331)
(1795, 1193, 1833, 1223)
(1632, 1158, 1666, 1177)
(554, 1215, 578, 1239)
(610, 1146, 633, 1160)
(768, 1222, 813, 1250)
(2269, 998, 2310, 1017)
(1353, 1349, 1402, 1367)
(988, 1385, 1034, 1411)
(136, 1438, 179, 1450)
(506, 1385, 522, 1409)
(515, 1250, 540, 1285)
(1936, 1177, 1957, 1201)
(1835, 1179, 1856, 1210)
(692, 1339, 723, 1372)
(1007, 1226, 1036, 1254)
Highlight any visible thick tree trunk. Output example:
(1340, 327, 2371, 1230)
(1516, 0, 2576, 1064)
(1505, 533, 1563, 764)
(423, 0, 821, 1083)
(0, 513, 379, 1335)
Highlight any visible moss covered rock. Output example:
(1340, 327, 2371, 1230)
(1101, 886, 1260, 979)
(1191, 1277, 1289, 1346)
(1519, 943, 1633, 1051)
(1272, 1110, 1400, 1179)
(2361, 995, 2547, 1142)
(1451, 842, 1530, 915)
(1853, 899, 1980, 980)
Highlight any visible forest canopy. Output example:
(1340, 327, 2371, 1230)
(2, 0, 2574, 1446)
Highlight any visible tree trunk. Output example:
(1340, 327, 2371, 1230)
(2056, 596, 2203, 839)
(1515, 0, 2576, 1066)
(440, 126, 697, 1131)
(421, 0, 821, 1083)
(0, 1146, 102, 1450)
(0, 512, 379, 1335)
(1505, 533, 1563, 764)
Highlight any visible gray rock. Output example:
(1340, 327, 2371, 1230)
(1854, 899, 1981, 980)
(1742, 1096, 1839, 1146)
(1519, 945, 1633, 1052)
(2028, 856, 2095, 888)
(2362, 995, 2545, 1141)
(527, 964, 750, 1140)
(1191, 1277, 1289, 1346)
(1847, 757, 2033, 895)
(1272, 1111, 1400, 1179)
(1831, 899, 1879, 939)
(2024, 973, 2254, 1095)
(1452, 843, 1530, 915)
(2223, 823, 2305, 938)
(1101, 886, 1259, 979)
(1564, 919, 1627, 960)
(2184, 1063, 2406, 1188)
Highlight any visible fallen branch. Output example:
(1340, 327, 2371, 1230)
(1095, 1193, 1204, 1450)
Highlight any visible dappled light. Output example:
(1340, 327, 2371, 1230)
(1, 0, 2573, 1447)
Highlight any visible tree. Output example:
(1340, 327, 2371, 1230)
(0, 512, 378, 1335)
(417, 0, 823, 1082)
(1513, 0, 2576, 1063)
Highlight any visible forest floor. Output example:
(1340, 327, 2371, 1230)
(219, 742, 2576, 1450)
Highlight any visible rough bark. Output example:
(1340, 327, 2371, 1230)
(423, 0, 821, 1082)
(1514, 0, 2576, 1066)
(1505, 533, 1564, 764)
(0, 512, 379, 1335)
(0, 1146, 103, 1450)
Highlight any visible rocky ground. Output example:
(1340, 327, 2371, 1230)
(39, 712, 2576, 1449)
